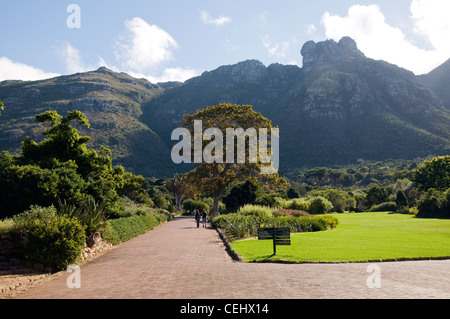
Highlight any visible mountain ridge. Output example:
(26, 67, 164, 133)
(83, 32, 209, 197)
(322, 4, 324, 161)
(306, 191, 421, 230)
(1, 37, 449, 177)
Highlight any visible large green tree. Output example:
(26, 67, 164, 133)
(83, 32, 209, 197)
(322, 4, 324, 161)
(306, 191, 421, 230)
(412, 156, 450, 191)
(177, 103, 287, 215)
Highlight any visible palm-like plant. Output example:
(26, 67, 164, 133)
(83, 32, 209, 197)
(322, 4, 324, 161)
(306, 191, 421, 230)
(58, 197, 107, 236)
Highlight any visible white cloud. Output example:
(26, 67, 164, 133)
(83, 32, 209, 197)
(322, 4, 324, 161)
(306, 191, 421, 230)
(261, 35, 289, 58)
(200, 11, 232, 26)
(115, 17, 178, 72)
(56, 42, 108, 75)
(57, 42, 91, 74)
(129, 67, 199, 83)
(321, 3, 450, 74)
(306, 24, 317, 35)
(0, 57, 59, 81)
(410, 0, 450, 51)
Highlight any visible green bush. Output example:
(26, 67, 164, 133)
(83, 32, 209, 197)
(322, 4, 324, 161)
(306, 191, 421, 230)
(12, 205, 58, 239)
(369, 201, 397, 212)
(237, 204, 274, 219)
(0, 218, 14, 235)
(283, 198, 311, 211)
(58, 197, 108, 236)
(211, 207, 338, 241)
(103, 210, 172, 245)
(182, 199, 210, 214)
(307, 196, 334, 214)
(273, 209, 310, 217)
(24, 215, 86, 271)
(416, 189, 449, 218)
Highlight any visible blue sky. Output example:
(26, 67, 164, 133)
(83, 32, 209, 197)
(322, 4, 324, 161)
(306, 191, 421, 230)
(1, 0, 449, 82)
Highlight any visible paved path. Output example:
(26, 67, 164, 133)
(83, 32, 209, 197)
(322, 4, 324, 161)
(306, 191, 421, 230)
(13, 216, 450, 299)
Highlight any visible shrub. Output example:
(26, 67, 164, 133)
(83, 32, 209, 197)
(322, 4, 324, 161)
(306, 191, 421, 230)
(369, 202, 397, 212)
(12, 205, 58, 239)
(309, 189, 356, 213)
(182, 199, 210, 214)
(237, 204, 274, 219)
(273, 209, 310, 217)
(416, 189, 449, 218)
(24, 215, 86, 271)
(103, 210, 172, 245)
(307, 196, 334, 214)
(211, 209, 338, 241)
(0, 218, 14, 235)
(58, 197, 108, 236)
(283, 198, 311, 211)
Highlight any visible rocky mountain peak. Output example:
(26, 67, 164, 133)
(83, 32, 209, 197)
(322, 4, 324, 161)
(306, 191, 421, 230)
(301, 37, 365, 71)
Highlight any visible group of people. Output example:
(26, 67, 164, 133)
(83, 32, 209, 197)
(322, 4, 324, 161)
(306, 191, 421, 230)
(194, 208, 208, 228)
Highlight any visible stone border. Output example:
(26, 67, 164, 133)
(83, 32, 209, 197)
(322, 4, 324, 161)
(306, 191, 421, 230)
(213, 226, 243, 262)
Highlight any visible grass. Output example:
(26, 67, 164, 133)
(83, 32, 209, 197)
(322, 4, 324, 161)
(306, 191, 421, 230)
(229, 212, 450, 263)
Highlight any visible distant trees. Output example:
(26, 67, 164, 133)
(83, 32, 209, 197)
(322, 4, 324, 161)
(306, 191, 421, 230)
(412, 156, 450, 191)
(410, 156, 450, 218)
(365, 185, 388, 207)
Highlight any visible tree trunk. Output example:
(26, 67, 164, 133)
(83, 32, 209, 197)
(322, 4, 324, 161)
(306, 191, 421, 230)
(212, 196, 220, 217)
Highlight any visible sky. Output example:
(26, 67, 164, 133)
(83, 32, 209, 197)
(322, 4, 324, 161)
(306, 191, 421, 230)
(1, 0, 450, 83)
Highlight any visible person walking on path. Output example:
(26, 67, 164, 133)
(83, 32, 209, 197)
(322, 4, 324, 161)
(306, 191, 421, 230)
(194, 209, 200, 228)
(202, 209, 207, 228)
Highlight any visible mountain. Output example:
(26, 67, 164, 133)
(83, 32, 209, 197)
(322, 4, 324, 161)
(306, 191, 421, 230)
(418, 58, 450, 110)
(140, 37, 450, 175)
(0, 67, 178, 176)
(1, 37, 450, 177)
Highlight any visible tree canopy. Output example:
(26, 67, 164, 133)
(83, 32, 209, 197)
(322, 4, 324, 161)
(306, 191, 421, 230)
(412, 156, 450, 191)
(178, 103, 287, 215)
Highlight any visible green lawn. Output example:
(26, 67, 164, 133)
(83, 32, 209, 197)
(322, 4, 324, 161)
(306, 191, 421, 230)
(229, 212, 450, 263)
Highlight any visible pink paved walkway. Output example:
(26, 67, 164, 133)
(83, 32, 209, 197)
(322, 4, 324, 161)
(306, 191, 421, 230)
(13, 216, 450, 299)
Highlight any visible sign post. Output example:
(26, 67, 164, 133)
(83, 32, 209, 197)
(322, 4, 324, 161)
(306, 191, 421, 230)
(258, 226, 291, 255)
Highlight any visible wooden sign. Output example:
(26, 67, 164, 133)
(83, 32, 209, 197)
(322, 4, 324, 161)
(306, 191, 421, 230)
(258, 227, 291, 255)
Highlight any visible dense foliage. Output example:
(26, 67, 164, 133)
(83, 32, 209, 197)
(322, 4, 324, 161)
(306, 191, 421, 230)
(0, 110, 152, 218)
(211, 204, 338, 241)
(12, 206, 86, 271)
(103, 209, 173, 245)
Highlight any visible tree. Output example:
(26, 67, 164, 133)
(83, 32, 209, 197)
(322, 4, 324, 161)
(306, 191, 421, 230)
(287, 188, 300, 199)
(164, 173, 192, 212)
(179, 104, 287, 216)
(308, 196, 333, 214)
(223, 179, 260, 212)
(366, 185, 388, 207)
(412, 156, 450, 191)
(395, 190, 409, 210)
(310, 189, 356, 213)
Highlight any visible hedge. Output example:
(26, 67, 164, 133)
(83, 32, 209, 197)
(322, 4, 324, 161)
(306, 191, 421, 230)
(103, 211, 173, 245)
